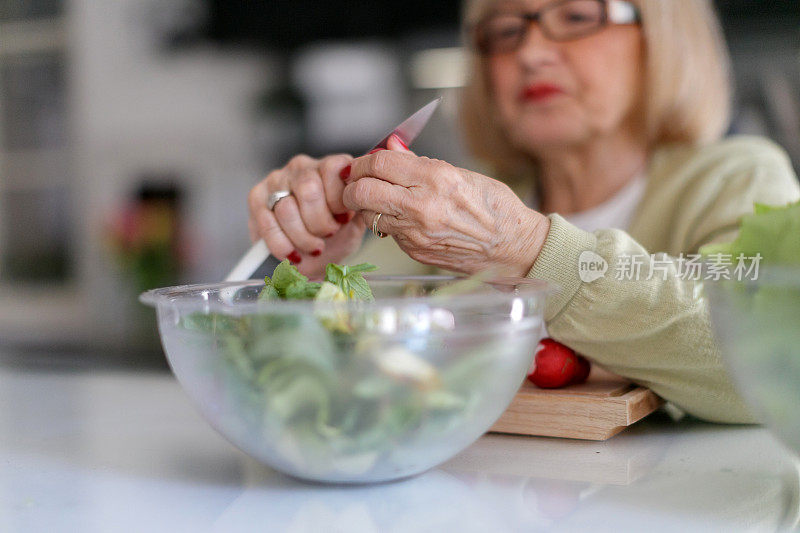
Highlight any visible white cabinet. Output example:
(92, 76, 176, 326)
(0, 10, 71, 284)
(0, 4, 90, 345)
(0, 1, 270, 348)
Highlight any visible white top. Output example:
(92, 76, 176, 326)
(537, 175, 647, 340)
(532, 174, 647, 233)
(2, 352, 799, 532)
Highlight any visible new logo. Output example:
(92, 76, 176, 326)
(578, 251, 607, 283)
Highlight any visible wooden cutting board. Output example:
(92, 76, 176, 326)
(491, 369, 663, 441)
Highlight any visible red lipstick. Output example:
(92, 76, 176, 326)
(520, 84, 564, 102)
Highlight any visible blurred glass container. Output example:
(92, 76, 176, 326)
(141, 276, 551, 483)
(706, 267, 800, 457)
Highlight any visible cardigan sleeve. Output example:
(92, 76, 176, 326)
(528, 215, 755, 423)
(527, 141, 799, 424)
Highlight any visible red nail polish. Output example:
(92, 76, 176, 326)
(311, 249, 322, 257)
(391, 133, 409, 150)
(325, 233, 334, 238)
(339, 164, 351, 180)
(334, 213, 350, 224)
(287, 251, 302, 264)
(368, 148, 384, 155)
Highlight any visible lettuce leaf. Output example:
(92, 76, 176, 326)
(258, 281, 279, 301)
(700, 200, 800, 264)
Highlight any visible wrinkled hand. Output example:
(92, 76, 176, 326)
(342, 142, 551, 277)
(247, 153, 367, 276)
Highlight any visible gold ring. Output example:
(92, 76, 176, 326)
(372, 212, 387, 238)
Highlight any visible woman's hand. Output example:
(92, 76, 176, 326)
(342, 141, 551, 277)
(248, 153, 367, 276)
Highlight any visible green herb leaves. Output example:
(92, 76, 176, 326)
(324, 263, 378, 301)
(260, 260, 378, 302)
(261, 260, 321, 300)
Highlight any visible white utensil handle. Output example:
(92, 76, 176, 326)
(224, 240, 270, 282)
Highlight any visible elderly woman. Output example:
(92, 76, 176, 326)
(248, 0, 800, 423)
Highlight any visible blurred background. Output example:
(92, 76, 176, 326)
(0, 0, 798, 366)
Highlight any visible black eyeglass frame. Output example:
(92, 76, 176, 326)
(471, 0, 642, 56)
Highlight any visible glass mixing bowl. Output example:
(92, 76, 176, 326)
(141, 276, 552, 483)
(705, 267, 800, 457)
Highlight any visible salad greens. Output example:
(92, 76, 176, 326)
(701, 200, 800, 451)
(324, 263, 379, 301)
(179, 261, 511, 478)
(700, 199, 800, 264)
(700, 199, 800, 316)
(700, 199, 800, 319)
(258, 259, 378, 302)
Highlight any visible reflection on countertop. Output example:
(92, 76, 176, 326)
(1, 350, 798, 533)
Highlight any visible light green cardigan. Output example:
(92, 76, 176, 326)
(346, 136, 800, 423)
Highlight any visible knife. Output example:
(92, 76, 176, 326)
(224, 97, 442, 282)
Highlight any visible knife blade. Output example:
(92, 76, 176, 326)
(224, 97, 442, 282)
(369, 97, 441, 152)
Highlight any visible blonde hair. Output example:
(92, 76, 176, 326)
(460, 0, 732, 176)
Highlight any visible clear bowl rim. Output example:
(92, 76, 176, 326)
(139, 274, 557, 313)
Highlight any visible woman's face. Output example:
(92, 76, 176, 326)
(486, 0, 644, 153)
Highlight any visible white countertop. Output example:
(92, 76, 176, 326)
(2, 356, 799, 533)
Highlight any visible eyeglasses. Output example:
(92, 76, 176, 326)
(473, 0, 641, 55)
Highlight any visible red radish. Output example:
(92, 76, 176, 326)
(571, 355, 591, 385)
(527, 338, 579, 388)
(527, 339, 592, 388)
